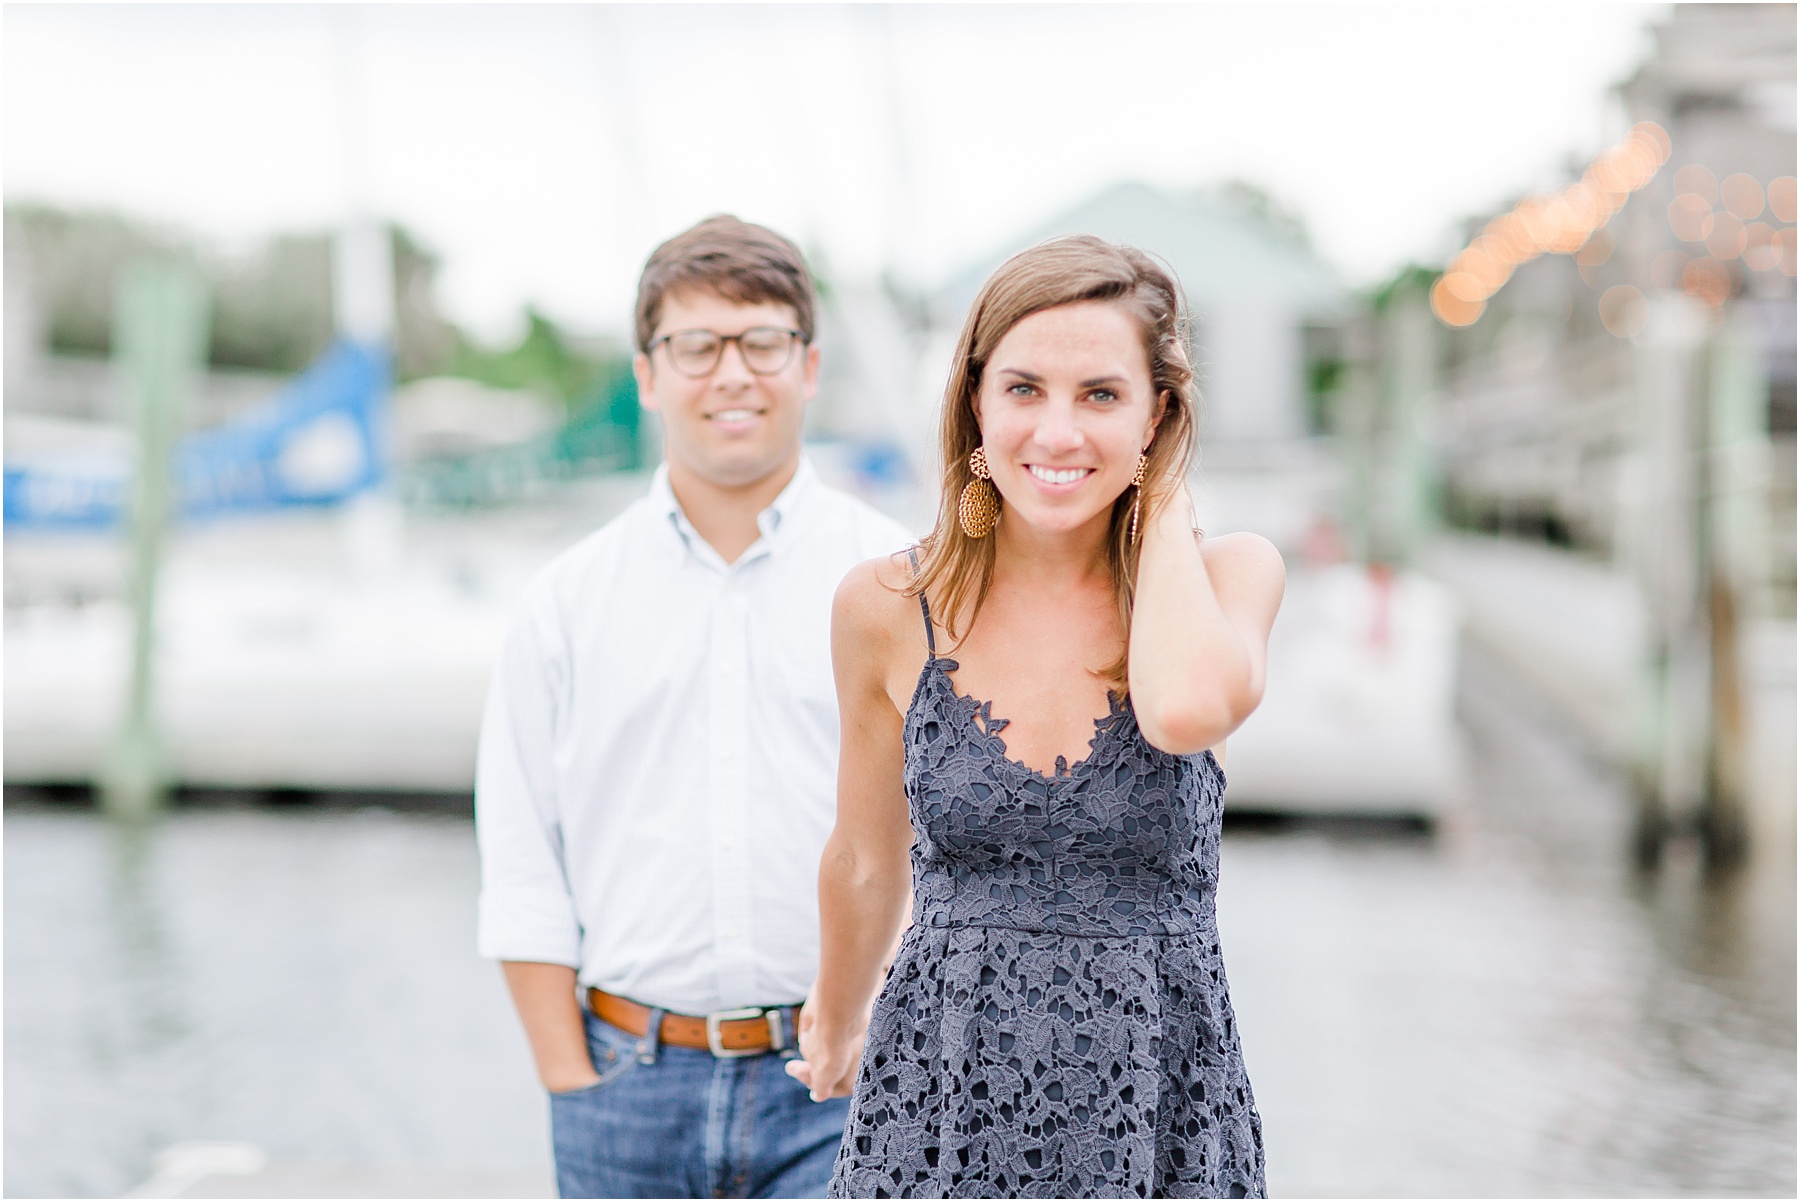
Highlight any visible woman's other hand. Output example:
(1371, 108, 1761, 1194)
(785, 990, 865, 1101)
(792, 555, 916, 1102)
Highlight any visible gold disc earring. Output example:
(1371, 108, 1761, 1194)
(1129, 453, 1149, 544)
(959, 447, 1000, 538)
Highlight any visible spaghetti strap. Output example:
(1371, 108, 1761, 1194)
(905, 547, 936, 658)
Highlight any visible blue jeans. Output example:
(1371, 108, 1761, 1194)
(550, 1007, 851, 1198)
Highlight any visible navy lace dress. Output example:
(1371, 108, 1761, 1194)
(829, 590, 1266, 1199)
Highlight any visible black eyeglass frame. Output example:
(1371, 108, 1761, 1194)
(646, 326, 807, 378)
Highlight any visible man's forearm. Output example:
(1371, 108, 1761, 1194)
(501, 961, 600, 1092)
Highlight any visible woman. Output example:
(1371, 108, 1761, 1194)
(788, 236, 1284, 1198)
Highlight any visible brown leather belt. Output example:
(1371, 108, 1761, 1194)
(588, 988, 796, 1058)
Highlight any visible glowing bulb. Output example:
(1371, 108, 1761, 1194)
(1431, 277, 1484, 327)
(1599, 285, 1647, 337)
(1630, 122, 1671, 161)
(1769, 177, 1797, 225)
(1743, 223, 1778, 272)
(1668, 194, 1714, 242)
(1705, 212, 1745, 260)
(1681, 257, 1733, 307)
(1674, 164, 1719, 206)
(1720, 174, 1765, 221)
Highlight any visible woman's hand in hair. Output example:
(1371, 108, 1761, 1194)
(1128, 495, 1285, 755)
(1140, 455, 1196, 532)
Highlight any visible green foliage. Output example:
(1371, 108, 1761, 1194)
(1211, 180, 1314, 250)
(390, 225, 459, 381)
(7, 203, 458, 377)
(447, 308, 617, 410)
(206, 233, 334, 373)
(1305, 357, 1346, 435)
(11, 201, 646, 488)
(397, 361, 644, 508)
(7, 203, 194, 359)
(440, 308, 644, 475)
(555, 361, 641, 468)
(9, 203, 335, 372)
(1369, 264, 1438, 313)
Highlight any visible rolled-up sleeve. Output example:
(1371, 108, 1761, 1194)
(475, 590, 581, 967)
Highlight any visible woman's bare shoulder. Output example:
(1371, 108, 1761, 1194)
(1202, 529, 1288, 615)
(833, 551, 922, 644)
(1200, 531, 1286, 589)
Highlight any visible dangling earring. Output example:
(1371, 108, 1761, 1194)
(1128, 453, 1149, 544)
(959, 447, 1000, 538)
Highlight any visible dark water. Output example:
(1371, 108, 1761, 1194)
(3, 802, 552, 1198)
(5, 647, 1794, 1197)
(1222, 646, 1795, 1197)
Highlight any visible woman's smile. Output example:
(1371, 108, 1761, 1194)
(1025, 464, 1096, 488)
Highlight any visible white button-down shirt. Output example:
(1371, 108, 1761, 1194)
(475, 458, 911, 1015)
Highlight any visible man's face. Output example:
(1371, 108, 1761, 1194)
(633, 289, 819, 490)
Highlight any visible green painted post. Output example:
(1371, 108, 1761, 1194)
(1383, 285, 1441, 568)
(1627, 294, 1708, 866)
(99, 262, 209, 822)
(1698, 318, 1766, 866)
(1339, 314, 1379, 565)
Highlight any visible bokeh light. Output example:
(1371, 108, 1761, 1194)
(1432, 122, 1667, 328)
(1652, 248, 1690, 289)
(1461, 242, 1512, 292)
(1705, 211, 1745, 260)
(1430, 276, 1484, 326)
(1575, 227, 1614, 268)
(1516, 200, 1553, 251)
(1443, 269, 1486, 302)
(1674, 164, 1720, 205)
(1668, 193, 1714, 242)
(1588, 155, 1631, 194)
(1777, 226, 1798, 276)
(1681, 256, 1733, 306)
(1632, 120, 1672, 159)
(1743, 222, 1778, 272)
(1769, 176, 1798, 224)
(1547, 187, 1594, 253)
(1720, 173, 1765, 221)
(1485, 213, 1533, 263)
(1598, 284, 1647, 337)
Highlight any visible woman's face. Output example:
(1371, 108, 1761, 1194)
(975, 300, 1161, 539)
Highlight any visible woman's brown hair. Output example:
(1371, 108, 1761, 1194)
(909, 235, 1198, 694)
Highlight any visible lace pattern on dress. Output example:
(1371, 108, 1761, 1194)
(829, 581, 1265, 1198)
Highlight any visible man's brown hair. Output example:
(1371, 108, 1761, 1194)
(634, 215, 817, 353)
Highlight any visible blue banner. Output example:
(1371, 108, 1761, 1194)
(5, 339, 389, 529)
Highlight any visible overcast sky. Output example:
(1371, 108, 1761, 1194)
(6, 3, 1664, 342)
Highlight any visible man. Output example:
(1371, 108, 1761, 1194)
(475, 216, 911, 1198)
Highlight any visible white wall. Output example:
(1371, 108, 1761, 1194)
(1194, 306, 1307, 443)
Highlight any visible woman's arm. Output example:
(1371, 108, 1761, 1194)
(787, 559, 916, 1101)
(1128, 487, 1286, 755)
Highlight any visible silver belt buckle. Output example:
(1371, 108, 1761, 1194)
(706, 1006, 783, 1058)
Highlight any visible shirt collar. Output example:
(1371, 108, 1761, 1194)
(651, 455, 818, 569)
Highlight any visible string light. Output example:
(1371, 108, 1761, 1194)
(1432, 122, 1669, 327)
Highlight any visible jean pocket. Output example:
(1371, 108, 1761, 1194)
(552, 1010, 643, 1099)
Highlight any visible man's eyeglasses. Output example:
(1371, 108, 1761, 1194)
(648, 327, 805, 378)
